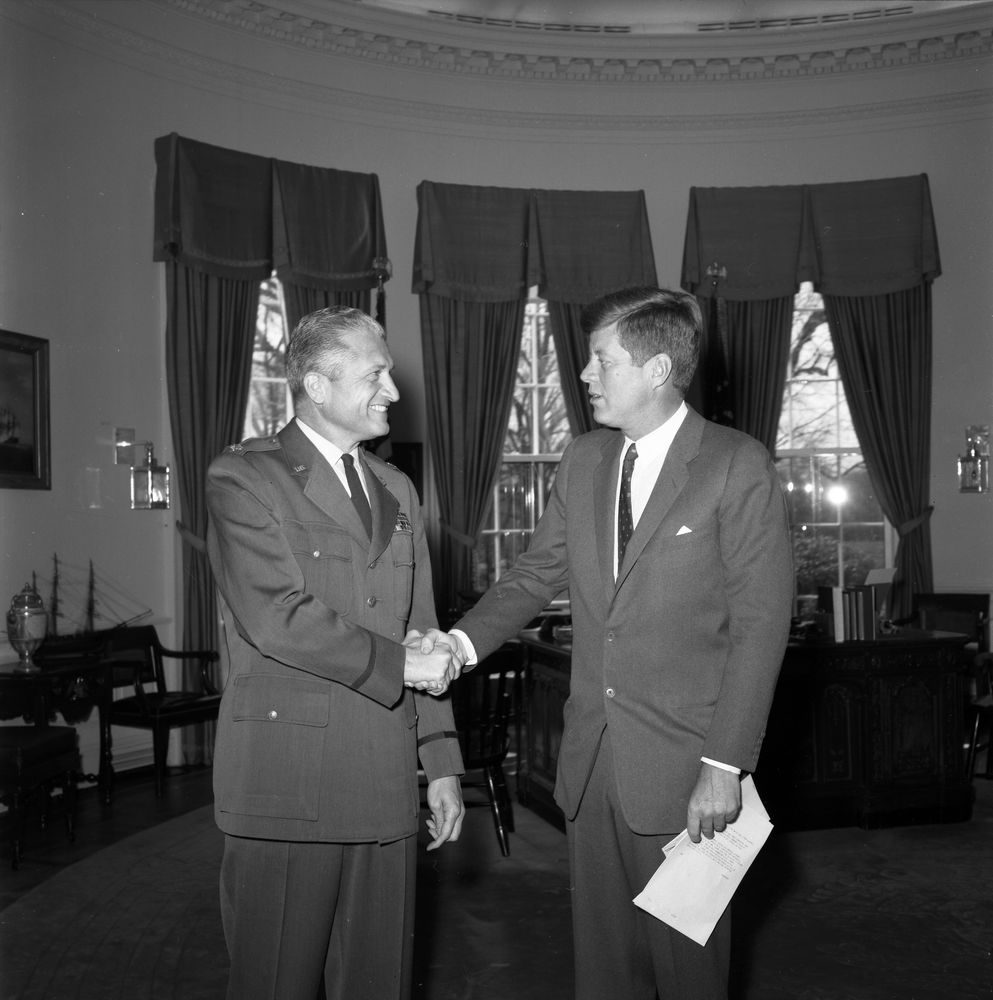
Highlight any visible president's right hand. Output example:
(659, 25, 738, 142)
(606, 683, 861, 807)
(403, 638, 460, 695)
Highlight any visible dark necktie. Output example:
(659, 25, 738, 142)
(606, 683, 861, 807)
(617, 442, 638, 569)
(341, 452, 372, 539)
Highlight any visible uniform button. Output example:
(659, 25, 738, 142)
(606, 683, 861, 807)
(605, 687, 615, 698)
(268, 709, 278, 720)
(366, 596, 377, 607)
(369, 559, 378, 569)
(606, 631, 615, 642)
(313, 550, 320, 558)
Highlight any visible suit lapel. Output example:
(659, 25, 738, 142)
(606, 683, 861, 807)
(278, 423, 374, 546)
(362, 453, 399, 561)
(614, 408, 705, 592)
(593, 433, 624, 605)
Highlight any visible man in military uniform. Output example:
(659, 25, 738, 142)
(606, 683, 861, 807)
(206, 306, 464, 1000)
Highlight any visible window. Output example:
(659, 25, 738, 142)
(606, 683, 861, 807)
(243, 276, 292, 440)
(776, 283, 893, 616)
(472, 294, 572, 591)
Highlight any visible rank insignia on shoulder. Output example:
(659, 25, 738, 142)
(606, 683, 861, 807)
(394, 511, 412, 533)
(226, 443, 245, 454)
(293, 464, 307, 473)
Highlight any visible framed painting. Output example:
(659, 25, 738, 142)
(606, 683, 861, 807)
(0, 330, 51, 490)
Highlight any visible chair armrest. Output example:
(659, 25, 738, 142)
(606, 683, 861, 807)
(158, 645, 220, 695)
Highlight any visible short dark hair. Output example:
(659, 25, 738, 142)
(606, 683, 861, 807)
(285, 307, 385, 402)
(580, 287, 702, 395)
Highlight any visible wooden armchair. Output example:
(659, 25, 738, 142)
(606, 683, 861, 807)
(102, 625, 220, 796)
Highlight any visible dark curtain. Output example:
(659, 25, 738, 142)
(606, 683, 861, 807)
(532, 189, 657, 438)
(546, 301, 596, 436)
(165, 263, 256, 764)
(281, 286, 370, 334)
(413, 181, 656, 615)
(824, 287, 934, 620)
(681, 174, 941, 602)
(694, 296, 793, 454)
(420, 295, 524, 616)
(153, 133, 387, 759)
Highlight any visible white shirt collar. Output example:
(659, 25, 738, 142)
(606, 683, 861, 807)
(623, 401, 688, 459)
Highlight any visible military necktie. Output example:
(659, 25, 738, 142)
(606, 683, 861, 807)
(341, 452, 372, 539)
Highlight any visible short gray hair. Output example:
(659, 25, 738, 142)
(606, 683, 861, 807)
(285, 307, 385, 402)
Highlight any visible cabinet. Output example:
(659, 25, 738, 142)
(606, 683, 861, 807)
(760, 631, 973, 828)
(516, 629, 973, 831)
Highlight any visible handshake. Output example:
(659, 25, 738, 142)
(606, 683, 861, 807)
(402, 628, 468, 696)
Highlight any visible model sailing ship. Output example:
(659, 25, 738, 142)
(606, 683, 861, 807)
(33, 554, 151, 662)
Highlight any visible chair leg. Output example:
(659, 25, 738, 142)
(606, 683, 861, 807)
(966, 710, 981, 779)
(8, 792, 24, 870)
(491, 763, 515, 833)
(484, 766, 510, 857)
(153, 727, 169, 798)
(64, 769, 77, 843)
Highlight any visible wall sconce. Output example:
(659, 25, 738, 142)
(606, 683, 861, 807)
(130, 442, 170, 509)
(958, 425, 989, 493)
(115, 426, 135, 465)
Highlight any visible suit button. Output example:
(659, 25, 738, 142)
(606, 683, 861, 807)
(268, 709, 278, 720)
(605, 687, 615, 698)
(367, 596, 378, 607)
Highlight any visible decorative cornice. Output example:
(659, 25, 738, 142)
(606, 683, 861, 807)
(151, 0, 993, 83)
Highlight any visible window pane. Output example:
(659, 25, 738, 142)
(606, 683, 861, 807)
(793, 524, 841, 594)
(538, 386, 570, 453)
(497, 464, 535, 532)
(842, 525, 885, 588)
(776, 283, 888, 613)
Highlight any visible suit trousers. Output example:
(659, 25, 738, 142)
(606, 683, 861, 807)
(566, 730, 731, 1000)
(220, 833, 417, 1000)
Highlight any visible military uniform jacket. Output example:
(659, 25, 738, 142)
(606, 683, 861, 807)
(206, 420, 462, 844)
(457, 407, 793, 834)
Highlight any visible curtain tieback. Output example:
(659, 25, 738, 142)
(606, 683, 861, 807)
(440, 521, 476, 548)
(897, 506, 933, 536)
(177, 521, 207, 553)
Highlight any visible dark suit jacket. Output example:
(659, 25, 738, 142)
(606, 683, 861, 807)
(206, 421, 462, 844)
(457, 407, 793, 833)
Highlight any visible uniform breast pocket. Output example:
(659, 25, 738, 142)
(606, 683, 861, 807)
(285, 520, 353, 614)
(390, 530, 414, 620)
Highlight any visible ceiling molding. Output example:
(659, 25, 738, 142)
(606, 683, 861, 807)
(146, 0, 993, 83)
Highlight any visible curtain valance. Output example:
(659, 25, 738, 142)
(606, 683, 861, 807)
(153, 133, 387, 289)
(412, 181, 657, 303)
(682, 174, 940, 300)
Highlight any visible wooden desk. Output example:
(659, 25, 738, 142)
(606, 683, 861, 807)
(516, 629, 973, 831)
(759, 630, 973, 829)
(0, 659, 115, 803)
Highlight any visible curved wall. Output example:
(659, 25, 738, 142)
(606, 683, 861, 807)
(1, 0, 990, 686)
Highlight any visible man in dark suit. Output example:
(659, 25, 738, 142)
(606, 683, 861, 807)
(206, 306, 465, 1000)
(428, 286, 793, 999)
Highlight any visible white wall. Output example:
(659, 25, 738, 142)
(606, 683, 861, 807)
(2, 0, 991, 768)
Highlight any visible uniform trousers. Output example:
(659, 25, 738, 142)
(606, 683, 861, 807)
(220, 832, 417, 1000)
(566, 729, 731, 1000)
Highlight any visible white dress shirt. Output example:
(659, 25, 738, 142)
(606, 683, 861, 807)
(295, 418, 370, 502)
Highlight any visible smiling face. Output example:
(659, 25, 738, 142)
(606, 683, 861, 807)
(303, 327, 399, 451)
(580, 321, 669, 440)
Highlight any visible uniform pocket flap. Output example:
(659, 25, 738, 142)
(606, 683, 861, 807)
(231, 673, 330, 727)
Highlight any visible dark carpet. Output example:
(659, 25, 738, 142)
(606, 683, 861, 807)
(1, 782, 991, 1000)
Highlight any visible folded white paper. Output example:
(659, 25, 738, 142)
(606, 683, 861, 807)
(633, 775, 772, 946)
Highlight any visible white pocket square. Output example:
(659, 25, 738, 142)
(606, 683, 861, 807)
(676, 525, 693, 536)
